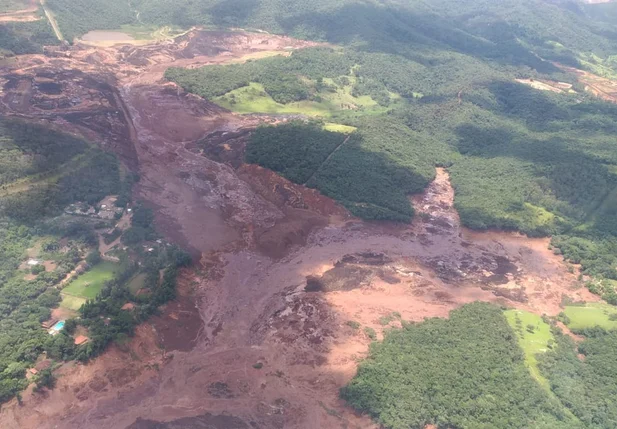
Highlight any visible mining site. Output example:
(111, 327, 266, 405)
(0, 30, 600, 429)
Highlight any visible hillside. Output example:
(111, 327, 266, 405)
(164, 0, 617, 292)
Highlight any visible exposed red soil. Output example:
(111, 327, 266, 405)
(556, 62, 617, 103)
(0, 31, 605, 429)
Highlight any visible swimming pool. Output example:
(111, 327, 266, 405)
(49, 320, 65, 335)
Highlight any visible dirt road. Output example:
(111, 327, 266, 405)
(0, 31, 600, 429)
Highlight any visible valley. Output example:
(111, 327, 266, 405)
(0, 29, 610, 428)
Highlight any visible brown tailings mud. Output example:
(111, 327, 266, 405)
(0, 31, 603, 429)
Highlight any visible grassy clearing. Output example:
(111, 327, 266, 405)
(563, 302, 617, 331)
(323, 123, 357, 133)
(62, 261, 120, 299)
(59, 294, 87, 311)
(215, 82, 335, 116)
(504, 309, 554, 389)
(119, 24, 185, 40)
(227, 50, 291, 64)
(127, 272, 146, 295)
(213, 76, 391, 117)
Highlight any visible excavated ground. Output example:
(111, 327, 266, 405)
(0, 31, 601, 429)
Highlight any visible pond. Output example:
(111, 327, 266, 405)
(81, 31, 135, 42)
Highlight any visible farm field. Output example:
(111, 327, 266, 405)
(61, 261, 121, 300)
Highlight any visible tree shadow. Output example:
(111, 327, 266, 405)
(306, 129, 437, 222)
(207, 0, 262, 27)
(277, 3, 560, 74)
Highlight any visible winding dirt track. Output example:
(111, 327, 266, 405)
(0, 31, 601, 429)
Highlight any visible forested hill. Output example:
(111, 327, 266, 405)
(162, 0, 617, 303)
(47, 0, 617, 62)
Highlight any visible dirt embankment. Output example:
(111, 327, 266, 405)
(0, 31, 601, 429)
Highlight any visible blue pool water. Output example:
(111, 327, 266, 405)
(50, 320, 65, 332)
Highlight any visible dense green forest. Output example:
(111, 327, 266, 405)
(342, 303, 579, 429)
(44, 0, 617, 67)
(0, 120, 189, 403)
(539, 328, 617, 428)
(45, 0, 135, 42)
(343, 303, 617, 429)
(0, 119, 87, 186)
(0, 19, 58, 56)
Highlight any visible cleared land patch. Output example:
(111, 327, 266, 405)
(59, 294, 86, 311)
(505, 309, 554, 388)
(61, 261, 121, 300)
(166, 48, 397, 118)
(322, 122, 357, 133)
(563, 302, 617, 331)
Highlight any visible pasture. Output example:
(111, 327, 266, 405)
(504, 309, 553, 388)
(59, 294, 86, 311)
(61, 261, 120, 300)
(563, 302, 617, 331)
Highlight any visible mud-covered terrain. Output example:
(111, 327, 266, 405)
(0, 31, 600, 429)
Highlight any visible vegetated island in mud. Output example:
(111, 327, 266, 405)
(0, 30, 600, 429)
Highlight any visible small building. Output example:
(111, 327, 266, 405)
(74, 335, 89, 346)
(27, 259, 40, 266)
(121, 302, 135, 311)
(41, 318, 58, 329)
(28, 368, 38, 376)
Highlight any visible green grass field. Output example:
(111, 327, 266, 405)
(59, 294, 87, 311)
(214, 77, 393, 117)
(0, 0, 30, 12)
(61, 261, 120, 299)
(504, 309, 554, 388)
(563, 303, 617, 330)
(323, 123, 357, 133)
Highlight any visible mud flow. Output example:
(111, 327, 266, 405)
(0, 31, 600, 429)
